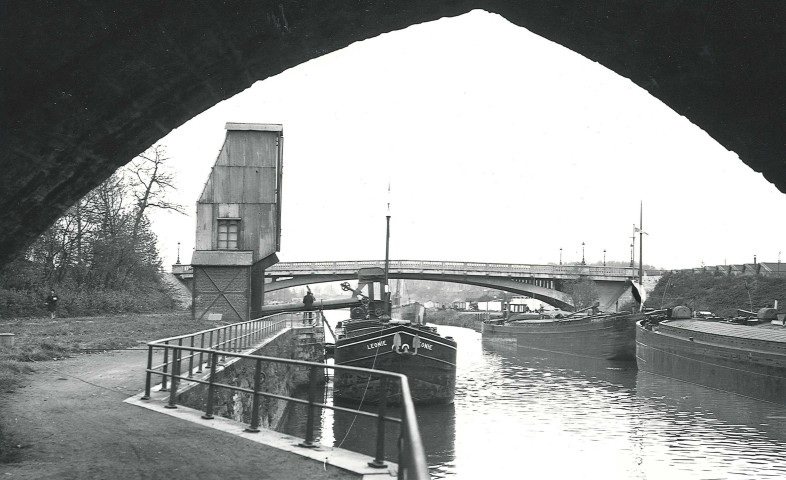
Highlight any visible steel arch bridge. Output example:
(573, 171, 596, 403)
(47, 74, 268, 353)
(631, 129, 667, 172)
(265, 260, 650, 310)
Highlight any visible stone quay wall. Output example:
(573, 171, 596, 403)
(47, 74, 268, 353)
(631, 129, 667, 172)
(177, 324, 325, 430)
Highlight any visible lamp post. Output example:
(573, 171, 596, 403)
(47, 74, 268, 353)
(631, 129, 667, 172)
(630, 243, 634, 268)
(559, 248, 562, 265)
(603, 249, 606, 267)
(581, 242, 585, 265)
(176, 242, 181, 265)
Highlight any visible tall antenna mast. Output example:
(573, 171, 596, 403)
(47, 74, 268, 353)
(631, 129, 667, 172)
(639, 201, 644, 285)
(384, 183, 391, 315)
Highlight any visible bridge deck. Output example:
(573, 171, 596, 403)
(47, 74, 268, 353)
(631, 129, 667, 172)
(266, 259, 658, 280)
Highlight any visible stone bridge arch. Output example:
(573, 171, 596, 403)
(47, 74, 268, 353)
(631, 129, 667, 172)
(3, 3, 785, 266)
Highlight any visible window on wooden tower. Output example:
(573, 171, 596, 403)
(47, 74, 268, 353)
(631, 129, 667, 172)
(217, 219, 240, 250)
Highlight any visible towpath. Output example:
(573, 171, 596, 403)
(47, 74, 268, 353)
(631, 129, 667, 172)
(0, 349, 352, 479)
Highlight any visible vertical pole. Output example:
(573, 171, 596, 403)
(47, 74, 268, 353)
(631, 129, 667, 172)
(220, 328, 227, 362)
(245, 358, 263, 433)
(188, 336, 195, 377)
(384, 214, 391, 315)
(165, 348, 180, 409)
(639, 201, 644, 286)
(299, 366, 319, 448)
(369, 375, 388, 468)
(398, 419, 408, 480)
(198, 333, 205, 373)
(202, 352, 218, 419)
(141, 345, 154, 400)
(160, 342, 169, 392)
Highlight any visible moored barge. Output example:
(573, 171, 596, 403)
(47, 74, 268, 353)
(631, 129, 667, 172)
(334, 268, 457, 405)
(484, 310, 642, 360)
(636, 306, 786, 405)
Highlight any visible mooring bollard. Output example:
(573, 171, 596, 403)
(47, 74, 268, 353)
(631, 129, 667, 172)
(0, 333, 15, 348)
(299, 365, 320, 448)
(202, 352, 219, 420)
(245, 358, 263, 433)
(369, 375, 388, 468)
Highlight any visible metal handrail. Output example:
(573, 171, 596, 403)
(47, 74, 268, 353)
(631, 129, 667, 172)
(141, 311, 428, 480)
(266, 259, 655, 277)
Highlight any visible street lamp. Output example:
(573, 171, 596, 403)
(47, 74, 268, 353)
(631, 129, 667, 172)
(630, 243, 634, 268)
(581, 242, 586, 265)
(176, 242, 181, 265)
(603, 249, 606, 267)
(559, 247, 562, 265)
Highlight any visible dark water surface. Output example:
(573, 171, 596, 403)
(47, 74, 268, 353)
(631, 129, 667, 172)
(281, 316, 786, 479)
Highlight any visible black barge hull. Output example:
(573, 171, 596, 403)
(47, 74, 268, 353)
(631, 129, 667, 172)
(483, 313, 641, 360)
(636, 320, 786, 405)
(334, 324, 457, 405)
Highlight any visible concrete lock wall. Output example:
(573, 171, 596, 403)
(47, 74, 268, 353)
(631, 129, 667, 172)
(178, 325, 325, 430)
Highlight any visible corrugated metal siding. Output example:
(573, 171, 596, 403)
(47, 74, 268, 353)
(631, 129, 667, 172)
(194, 128, 282, 261)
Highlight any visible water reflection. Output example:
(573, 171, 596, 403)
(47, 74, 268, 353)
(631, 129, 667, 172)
(329, 400, 456, 478)
(634, 372, 786, 478)
(280, 321, 786, 479)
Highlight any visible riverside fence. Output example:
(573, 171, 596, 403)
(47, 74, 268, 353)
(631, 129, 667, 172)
(140, 311, 429, 480)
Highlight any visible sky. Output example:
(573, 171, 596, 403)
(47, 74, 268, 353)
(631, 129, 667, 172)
(148, 10, 786, 271)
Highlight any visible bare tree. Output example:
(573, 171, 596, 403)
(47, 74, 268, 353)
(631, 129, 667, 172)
(127, 145, 185, 242)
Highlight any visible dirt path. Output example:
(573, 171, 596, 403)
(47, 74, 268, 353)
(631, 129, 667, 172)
(0, 349, 350, 479)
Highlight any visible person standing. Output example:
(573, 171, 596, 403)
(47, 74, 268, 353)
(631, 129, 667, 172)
(303, 288, 316, 324)
(46, 289, 59, 320)
(303, 288, 315, 310)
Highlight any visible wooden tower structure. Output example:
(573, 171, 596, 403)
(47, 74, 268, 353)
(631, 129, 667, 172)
(191, 123, 283, 321)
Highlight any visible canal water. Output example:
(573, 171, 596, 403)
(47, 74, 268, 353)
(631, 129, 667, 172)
(280, 312, 786, 479)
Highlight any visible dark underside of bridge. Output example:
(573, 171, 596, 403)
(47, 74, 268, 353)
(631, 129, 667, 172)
(2, 2, 785, 267)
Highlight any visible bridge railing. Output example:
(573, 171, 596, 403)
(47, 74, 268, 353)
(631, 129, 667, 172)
(267, 259, 640, 277)
(141, 311, 428, 480)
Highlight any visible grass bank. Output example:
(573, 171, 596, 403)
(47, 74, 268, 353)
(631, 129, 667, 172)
(0, 313, 226, 392)
(646, 271, 786, 317)
(0, 286, 180, 318)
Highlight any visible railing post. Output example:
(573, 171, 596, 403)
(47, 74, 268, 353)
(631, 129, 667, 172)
(197, 333, 205, 373)
(202, 352, 219, 420)
(220, 328, 227, 362)
(298, 365, 320, 448)
(141, 345, 154, 400)
(165, 348, 181, 409)
(160, 342, 169, 392)
(188, 336, 195, 377)
(397, 424, 407, 480)
(245, 358, 263, 433)
(369, 375, 388, 468)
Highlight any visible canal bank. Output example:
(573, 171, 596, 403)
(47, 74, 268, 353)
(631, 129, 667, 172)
(0, 324, 397, 479)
